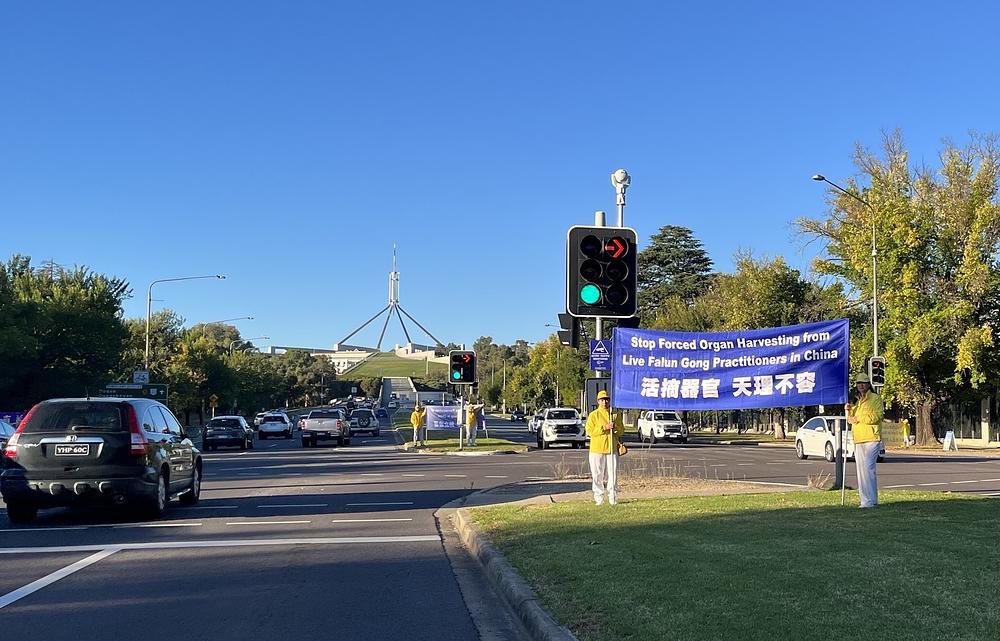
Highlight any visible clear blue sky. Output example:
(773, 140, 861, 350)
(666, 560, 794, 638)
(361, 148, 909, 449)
(2, 2, 997, 351)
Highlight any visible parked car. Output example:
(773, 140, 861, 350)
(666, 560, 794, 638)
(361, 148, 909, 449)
(537, 408, 586, 449)
(510, 409, 526, 423)
(528, 412, 545, 433)
(258, 412, 292, 439)
(387, 400, 399, 410)
(349, 409, 380, 437)
(794, 415, 886, 462)
(204, 416, 255, 451)
(637, 410, 689, 444)
(0, 397, 202, 523)
(301, 408, 350, 447)
(375, 408, 389, 420)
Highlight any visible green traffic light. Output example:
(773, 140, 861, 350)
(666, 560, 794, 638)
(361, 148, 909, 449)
(452, 371, 461, 380)
(580, 284, 601, 305)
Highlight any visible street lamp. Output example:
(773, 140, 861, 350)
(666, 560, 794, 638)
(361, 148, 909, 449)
(202, 316, 254, 336)
(145, 275, 226, 369)
(230, 336, 270, 356)
(812, 174, 879, 358)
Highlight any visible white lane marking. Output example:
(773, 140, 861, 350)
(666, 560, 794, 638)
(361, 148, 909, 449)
(0, 535, 444, 556)
(269, 444, 278, 448)
(331, 518, 413, 523)
(980, 478, 1000, 482)
(114, 522, 202, 529)
(918, 482, 948, 486)
(0, 548, 118, 610)
(710, 464, 727, 468)
(444, 474, 467, 478)
(485, 475, 508, 479)
(737, 463, 754, 466)
(364, 440, 387, 443)
(360, 473, 384, 477)
(346, 502, 414, 507)
(256, 504, 327, 508)
(225, 520, 312, 526)
(401, 474, 425, 477)
(951, 480, 981, 484)
(187, 505, 240, 509)
(885, 484, 915, 488)
(984, 492, 1000, 496)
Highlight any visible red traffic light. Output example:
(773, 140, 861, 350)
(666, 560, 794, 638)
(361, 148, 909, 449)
(605, 237, 628, 259)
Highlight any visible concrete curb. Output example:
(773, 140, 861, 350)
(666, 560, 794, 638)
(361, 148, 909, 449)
(452, 507, 578, 641)
(411, 448, 526, 456)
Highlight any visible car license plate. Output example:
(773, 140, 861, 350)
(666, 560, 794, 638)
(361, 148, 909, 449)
(54, 444, 90, 456)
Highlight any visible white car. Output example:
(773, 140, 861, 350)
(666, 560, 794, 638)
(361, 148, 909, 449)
(528, 412, 544, 434)
(795, 415, 885, 462)
(258, 412, 293, 439)
(536, 408, 586, 449)
(637, 410, 689, 444)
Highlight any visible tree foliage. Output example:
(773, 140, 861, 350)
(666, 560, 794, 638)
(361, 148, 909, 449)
(637, 225, 714, 320)
(798, 131, 1000, 443)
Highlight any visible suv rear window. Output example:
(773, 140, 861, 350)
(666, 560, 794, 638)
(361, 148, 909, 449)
(209, 418, 243, 428)
(309, 410, 341, 419)
(261, 415, 287, 424)
(21, 401, 127, 434)
(352, 410, 374, 419)
(547, 410, 578, 420)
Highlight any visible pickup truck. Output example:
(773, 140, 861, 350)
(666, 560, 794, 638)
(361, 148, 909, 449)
(300, 408, 351, 447)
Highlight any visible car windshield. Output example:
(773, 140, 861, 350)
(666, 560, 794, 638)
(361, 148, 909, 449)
(209, 418, 242, 427)
(653, 412, 679, 421)
(310, 410, 340, 418)
(547, 410, 578, 420)
(21, 401, 127, 433)
(262, 415, 286, 423)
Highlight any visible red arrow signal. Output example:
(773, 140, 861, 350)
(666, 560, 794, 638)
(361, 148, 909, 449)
(462, 354, 472, 363)
(605, 237, 627, 259)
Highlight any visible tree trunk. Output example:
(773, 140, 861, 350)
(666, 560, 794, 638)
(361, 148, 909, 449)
(774, 408, 786, 440)
(916, 401, 936, 445)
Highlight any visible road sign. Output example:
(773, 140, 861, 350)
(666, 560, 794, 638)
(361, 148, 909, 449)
(99, 383, 169, 400)
(209, 394, 219, 408)
(585, 377, 613, 413)
(132, 370, 150, 384)
(566, 225, 638, 318)
(590, 339, 612, 371)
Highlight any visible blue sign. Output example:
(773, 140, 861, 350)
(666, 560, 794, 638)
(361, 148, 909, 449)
(611, 319, 849, 410)
(590, 339, 612, 371)
(0, 411, 27, 426)
(425, 406, 460, 430)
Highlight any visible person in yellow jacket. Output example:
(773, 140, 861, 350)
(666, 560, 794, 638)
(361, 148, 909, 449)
(585, 390, 625, 505)
(410, 404, 427, 446)
(845, 372, 884, 508)
(465, 402, 485, 446)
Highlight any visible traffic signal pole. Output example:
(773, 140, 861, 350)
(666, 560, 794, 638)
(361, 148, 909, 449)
(593, 210, 606, 378)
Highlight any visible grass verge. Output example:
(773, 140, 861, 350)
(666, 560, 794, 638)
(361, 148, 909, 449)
(471, 491, 1000, 641)
(395, 427, 527, 452)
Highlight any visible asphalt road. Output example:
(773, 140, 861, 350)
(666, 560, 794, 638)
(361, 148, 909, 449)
(3, 415, 999, 640)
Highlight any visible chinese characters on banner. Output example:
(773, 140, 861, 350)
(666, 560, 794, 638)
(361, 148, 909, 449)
(611, 319, 849, 410)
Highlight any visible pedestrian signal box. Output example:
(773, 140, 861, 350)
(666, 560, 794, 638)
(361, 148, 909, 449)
(449, 350, 477, 385)
(566, 226, 638, 319)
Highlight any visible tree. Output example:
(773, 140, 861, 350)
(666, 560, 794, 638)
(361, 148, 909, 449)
(0, 256, 130, 408)
(120, 310, 185, 381)
(798, 131, 1000, 444)
(637, 226, 714, 320)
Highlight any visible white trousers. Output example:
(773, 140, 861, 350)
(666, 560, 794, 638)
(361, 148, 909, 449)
(589, 452, 618, 503)
(465, 424, 476, 446)
(412, 427, 425, 444)
(855, 440, 881, 507)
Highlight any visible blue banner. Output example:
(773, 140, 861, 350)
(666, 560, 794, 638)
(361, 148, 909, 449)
(611, 319, 849, 410)
(425, 406, 460, 430)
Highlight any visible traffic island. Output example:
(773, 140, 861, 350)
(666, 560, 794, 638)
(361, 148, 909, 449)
(394, 427, 528, 454)
(462, 488, 1000, 641)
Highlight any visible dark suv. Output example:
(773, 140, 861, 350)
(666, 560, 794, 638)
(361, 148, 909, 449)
(0, 398, 203, 523)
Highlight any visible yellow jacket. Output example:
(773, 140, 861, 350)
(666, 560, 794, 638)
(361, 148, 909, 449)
(850, 392, 884, 443)
(466, 404, 483, 428)
(410, 408, 426, 428)
(585, 407, 625, 454)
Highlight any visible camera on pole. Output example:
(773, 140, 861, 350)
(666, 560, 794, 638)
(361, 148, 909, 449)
(566, 225, 638, 319)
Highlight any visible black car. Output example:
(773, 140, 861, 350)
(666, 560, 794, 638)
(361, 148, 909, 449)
(0, 398, 202, 523)
(511, 409, 526, 422)
(375, 408, 389, 420)
(204, 416, 255, 451)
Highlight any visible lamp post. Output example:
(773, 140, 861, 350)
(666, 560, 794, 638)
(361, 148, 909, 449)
(202, 316, 254, 337)
(813, 174, 879, 358)
(230, 336, 269, 356)
(145, 275, 226, 369)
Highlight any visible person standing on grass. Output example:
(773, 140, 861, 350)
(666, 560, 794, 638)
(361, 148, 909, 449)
(585, 390, 625, 505)
(466, 401, 485, 446)
(845, 372, 884, 508)
(410, 403, 426, 446)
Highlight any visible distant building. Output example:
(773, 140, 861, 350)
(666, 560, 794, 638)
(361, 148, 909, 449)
(264, 344, 376, 375)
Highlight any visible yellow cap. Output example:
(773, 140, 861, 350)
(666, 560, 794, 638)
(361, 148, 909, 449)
(597, 390, 610, 400)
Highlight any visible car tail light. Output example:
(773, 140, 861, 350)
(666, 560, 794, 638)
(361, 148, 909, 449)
(2, 404, 38, 460)
(126, 404, 148, 456)
(298, 419, 305, 429)
(336, 420, 343, 429)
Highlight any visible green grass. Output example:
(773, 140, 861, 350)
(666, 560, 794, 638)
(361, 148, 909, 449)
(472, 491, 1000, 641)
(348, 352, 447, 378)
(395, 427, 527, 452)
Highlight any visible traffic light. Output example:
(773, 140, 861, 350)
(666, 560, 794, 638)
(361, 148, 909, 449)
(868, 356, 886, 387)
(566, 226, 638, 318)
(557, 312, 579, 349)
(449, 350, 477, 384)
